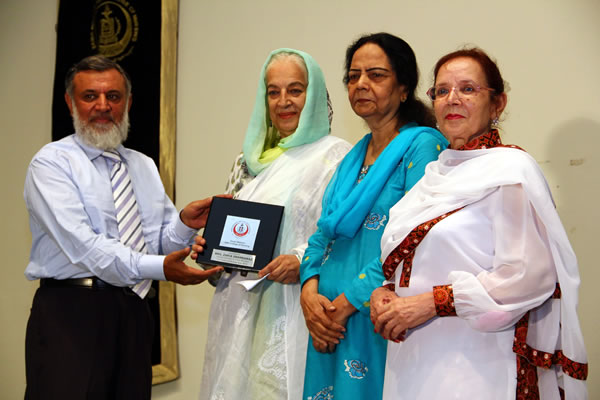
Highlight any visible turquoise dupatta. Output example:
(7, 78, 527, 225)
(318, 123, 445, 239)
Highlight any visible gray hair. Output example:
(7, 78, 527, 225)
(265, 52, 308, 82)
(65, 55, 132, 97)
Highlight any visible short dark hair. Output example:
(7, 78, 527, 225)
(65, 55, 132, 97)
(433, 47, 505, 98)
(343, 32, 436, 128)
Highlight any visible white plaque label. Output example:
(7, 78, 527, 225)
(210, 249, 256, 268)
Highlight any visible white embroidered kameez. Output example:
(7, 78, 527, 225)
(380, 146, 587, 399)
(199, 135, 350, 400)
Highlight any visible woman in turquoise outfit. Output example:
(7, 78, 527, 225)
(300, 33, 448, 400)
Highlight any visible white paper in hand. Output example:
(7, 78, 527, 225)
(237, 273, 270, 291)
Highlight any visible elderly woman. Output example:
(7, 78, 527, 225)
(194, 49, 350, 400)
(299, 33, 447, 400)
(372, 48, 588, 399)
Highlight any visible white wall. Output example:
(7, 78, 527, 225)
(2, 0, 598, 398)
(0, 0, 61, 397)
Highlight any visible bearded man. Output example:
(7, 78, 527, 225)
(23, 55, 222, 399)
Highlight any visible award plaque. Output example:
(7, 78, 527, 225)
(195, 197, 284, 272)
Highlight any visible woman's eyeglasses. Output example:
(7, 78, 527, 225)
(427, 82, 495, 101)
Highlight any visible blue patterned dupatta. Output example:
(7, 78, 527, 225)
(318, 122, 444, 239)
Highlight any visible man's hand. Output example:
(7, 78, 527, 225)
(180, 194, 232, 229)
(164, 247, 223, 285)
(190, 235, 207, 260)
(258, 255, 300, 284)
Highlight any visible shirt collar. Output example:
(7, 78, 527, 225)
(73, 133, 126, 161)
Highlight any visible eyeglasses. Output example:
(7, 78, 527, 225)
(427, 82, 495, 101)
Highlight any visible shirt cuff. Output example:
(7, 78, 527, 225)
(139, 254, 167, 281)
(299, 256, 319, 287)
(433, 284, 457, 317)
(175, 214, 198, 242)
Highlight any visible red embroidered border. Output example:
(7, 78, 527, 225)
(513, 298, 588, 382)
(458, 129, 502, 150)
(399, 253, 413, 287)
(432, 284, 457, 316)
(516, 354, 540, 400)
(382, 208, 462, 283)
(456, 129, 525, 152)
(552, 283, 561, 299)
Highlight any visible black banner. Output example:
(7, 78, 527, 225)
(52, 0, 162, 168)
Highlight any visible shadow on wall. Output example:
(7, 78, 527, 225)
(543, 117, 599, 391)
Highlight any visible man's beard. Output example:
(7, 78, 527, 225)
(73, 103, 129, 151)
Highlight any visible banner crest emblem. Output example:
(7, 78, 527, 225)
(90, 0, 139, 60)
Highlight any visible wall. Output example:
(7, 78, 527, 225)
(0, 0, 60, 397)
(1, 0, 598, 398)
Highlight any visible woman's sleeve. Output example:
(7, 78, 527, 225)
(344, 257, 386, 314)
(446, 183, 557, 331)
(299, 227, 330, 286)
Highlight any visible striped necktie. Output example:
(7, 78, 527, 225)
(103, 150, 153, 298)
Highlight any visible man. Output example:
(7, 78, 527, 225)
(24, 55, 222, 399)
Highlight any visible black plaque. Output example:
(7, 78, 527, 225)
(196, 197, 284, 273)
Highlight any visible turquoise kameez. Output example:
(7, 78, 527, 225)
(301, 125, 447, 400)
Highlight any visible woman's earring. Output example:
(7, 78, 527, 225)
(435, 123, 440, 129)
(491, 117, 499, 127)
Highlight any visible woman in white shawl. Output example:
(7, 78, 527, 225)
(193, 49, 350, 400)
(371, 48, 588, 399)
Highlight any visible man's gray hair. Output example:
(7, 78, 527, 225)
(65, 55, 132, 97)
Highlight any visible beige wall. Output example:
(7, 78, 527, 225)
(0, 0, 60, 397)
(2, 0, 598, 398)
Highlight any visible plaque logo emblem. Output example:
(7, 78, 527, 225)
(220, 215, 260, 251)
(232, 222, 250, 238)
(90, 0, 139, 61)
